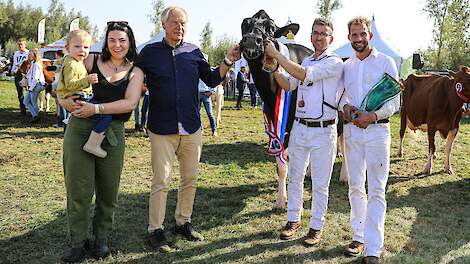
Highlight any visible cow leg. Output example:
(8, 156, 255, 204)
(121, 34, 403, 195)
(45, 91, 51, 112)
(338, 134, 349, 183)
(444, 128, 458, 174)
(424, 129, 437, 175)
(274, 157, 287, 209)
(398, 109, 407, 157)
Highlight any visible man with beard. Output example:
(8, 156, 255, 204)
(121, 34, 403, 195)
(264, 18, 343, 247)
(340, 16, 399, 264)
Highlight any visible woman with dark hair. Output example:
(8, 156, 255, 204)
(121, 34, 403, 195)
(58, 21, 144, 263)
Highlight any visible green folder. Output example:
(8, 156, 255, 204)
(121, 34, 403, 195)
(359, 73, 401, 112)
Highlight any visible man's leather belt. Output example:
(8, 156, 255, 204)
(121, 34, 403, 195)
(296, 118, 336, 127)
(344, 118, 389, 125)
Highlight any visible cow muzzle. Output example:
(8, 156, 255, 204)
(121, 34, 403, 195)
(240, 34, 264, 60)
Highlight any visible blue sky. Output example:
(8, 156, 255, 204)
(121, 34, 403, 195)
(18, 0, 433, 57)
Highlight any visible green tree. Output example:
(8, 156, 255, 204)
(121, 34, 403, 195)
(208, 34, 237, 67)
(200, 21, 213, 55)
(423, 0, 470, 70)
(0, 0, 43, 48)
(147, 0, 165, 37)
(46, 0, 68, 43)
(316, 0, 342, 21)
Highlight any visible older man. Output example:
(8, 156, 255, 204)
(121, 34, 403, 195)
(340, 16, 400, 264)
(135, 6, 241, 252)
(265, 17, 344, 247)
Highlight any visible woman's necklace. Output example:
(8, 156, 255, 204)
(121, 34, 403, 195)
(107, 60, 124, 72)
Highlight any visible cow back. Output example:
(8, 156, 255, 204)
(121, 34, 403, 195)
(42, 60, 55, 84)
(403, 74, 460, 130)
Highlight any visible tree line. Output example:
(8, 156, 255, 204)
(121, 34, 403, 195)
(1, 0, 467, 71)
(0, 0, 97, 58)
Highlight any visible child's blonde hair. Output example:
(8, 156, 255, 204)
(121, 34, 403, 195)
(66, 29, 92, 44)
(29, 48, 42, 63)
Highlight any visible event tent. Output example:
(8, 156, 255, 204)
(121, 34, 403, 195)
(90, 39, 104, 54)
(137, 31, 164, 52)
(333, 16, 403, 76)
(40, 37, 66, 60)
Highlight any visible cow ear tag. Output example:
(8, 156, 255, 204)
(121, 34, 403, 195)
(456, 83, 463, 93)
(298, 94, 305, 107)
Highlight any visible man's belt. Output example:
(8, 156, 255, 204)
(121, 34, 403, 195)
(295, 118, 336, 128)
(344, 118, 389, 125)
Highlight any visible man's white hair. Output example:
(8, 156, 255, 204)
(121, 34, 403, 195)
(161, 6, 188, 25)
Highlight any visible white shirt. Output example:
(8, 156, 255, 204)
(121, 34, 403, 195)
(340, 47, 400, 120)
(288, 48, 344, 121)
(26, 61, 45, 90)
(12, 50, 29, 74)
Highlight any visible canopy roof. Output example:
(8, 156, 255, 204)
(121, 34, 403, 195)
(137, 31, 165, 52)
(333, 16, 403, 74)
(90, 39, 104, 53)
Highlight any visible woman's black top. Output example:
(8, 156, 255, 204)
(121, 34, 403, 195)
(91, 55, 134, 121)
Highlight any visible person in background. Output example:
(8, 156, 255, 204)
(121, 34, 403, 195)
(198, 79, 217, 136)
(236, 66, 248, 109)
(51, 50, 66, 128)
(248, 73, 258, 108)
(11, 37, 29, 116)
(139, 86, 150, 133)
(23, 48, 45, 123)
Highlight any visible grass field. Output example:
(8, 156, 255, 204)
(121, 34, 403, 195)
(1, 80, 469, 264)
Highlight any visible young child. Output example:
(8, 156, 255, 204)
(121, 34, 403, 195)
(57, 29, 111, 158)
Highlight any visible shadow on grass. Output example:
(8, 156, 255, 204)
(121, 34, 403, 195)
(0, 107, 58, 129)
(0, 183, 268, 263)
(1, 173, 468, 263)
(384, 178, 470, 263)
(201, 141, 271, 167)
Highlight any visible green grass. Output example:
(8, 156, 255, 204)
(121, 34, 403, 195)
(1, 80, 470, 264)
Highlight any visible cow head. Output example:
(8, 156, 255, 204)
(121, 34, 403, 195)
(240, 10, 299, 60)
(454, 66, 470, 103)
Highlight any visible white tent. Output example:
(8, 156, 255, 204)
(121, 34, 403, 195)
(40, 37, 66, 60)
(137, 31, 165, 53)
(333, 16, 403, 76)
(90, 39, 104, 54)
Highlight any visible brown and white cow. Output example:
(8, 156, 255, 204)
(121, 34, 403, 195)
(398, 66, 470, 175)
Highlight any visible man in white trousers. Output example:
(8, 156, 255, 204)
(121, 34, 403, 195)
(265, 17, 344, 247)
(340, 16, 400, 264)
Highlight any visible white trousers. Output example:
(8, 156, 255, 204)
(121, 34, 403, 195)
(344, 123, 391, 257)
(287, 121, 337, 230)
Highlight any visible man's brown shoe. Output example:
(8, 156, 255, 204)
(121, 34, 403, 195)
(362, 256, 380, 264)
(344, 240, 364, 257)
(280, 221, 301, 240)
(302, 228, 322, 247)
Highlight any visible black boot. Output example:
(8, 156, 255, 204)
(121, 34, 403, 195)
(92, 238, 110, 259)
(61, 239, 91, 263)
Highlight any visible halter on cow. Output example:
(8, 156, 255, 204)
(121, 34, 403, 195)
(240, 10, 313, 161)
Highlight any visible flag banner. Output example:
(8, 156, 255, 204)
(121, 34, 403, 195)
(69, 17, 80, 31)
(37, 18, 45, 44)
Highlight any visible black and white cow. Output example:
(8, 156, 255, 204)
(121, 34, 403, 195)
(240, 9, 312, 149)
(239, 10, 348, 183)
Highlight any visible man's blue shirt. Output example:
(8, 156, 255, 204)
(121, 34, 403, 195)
(135, 40, 222, 135)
